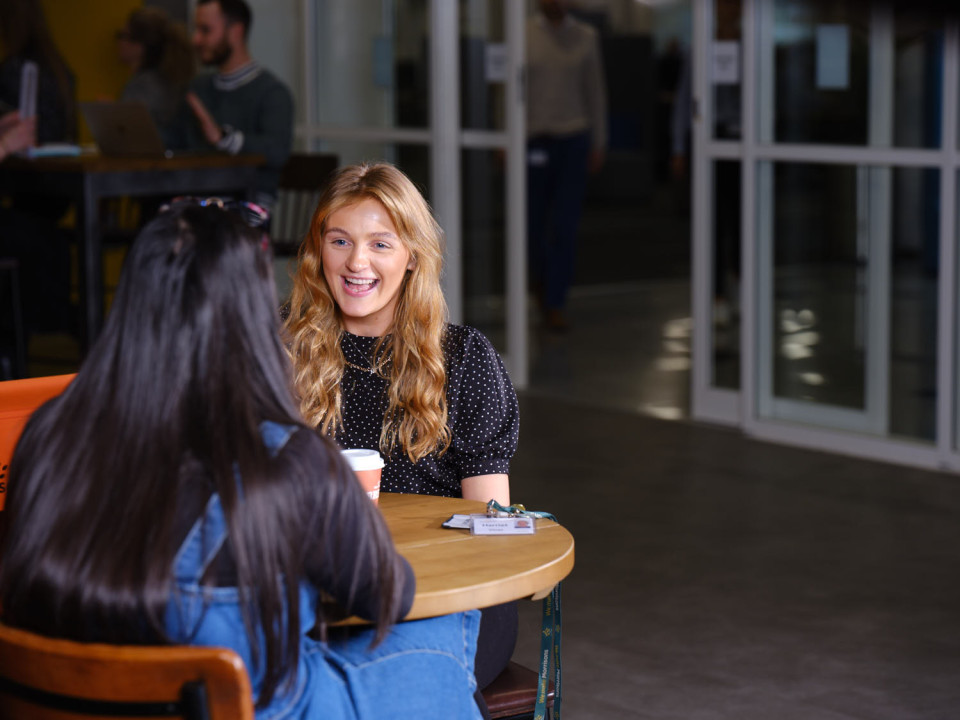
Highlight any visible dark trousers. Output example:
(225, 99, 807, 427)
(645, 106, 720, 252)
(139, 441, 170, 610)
(527, 131, 591, 311)
(473, 601, 519, 720)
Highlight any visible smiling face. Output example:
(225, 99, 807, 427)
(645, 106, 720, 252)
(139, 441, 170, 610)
(192, 2, 234, 67)
(321, 197, 414, 337)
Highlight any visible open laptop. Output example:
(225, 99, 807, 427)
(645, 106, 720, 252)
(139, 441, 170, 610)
(80, 101, 168, 158)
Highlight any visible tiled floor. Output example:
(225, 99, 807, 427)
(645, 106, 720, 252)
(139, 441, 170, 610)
(528, 279, 692, 421)
(509, 390, 960, 720)
(505, 182, 960, 720)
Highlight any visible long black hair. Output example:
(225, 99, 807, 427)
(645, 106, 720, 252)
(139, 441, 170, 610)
(0, 205, 401, 706)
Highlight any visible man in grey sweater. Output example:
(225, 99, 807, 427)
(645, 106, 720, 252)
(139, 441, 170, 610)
(179, 0, 293, 208)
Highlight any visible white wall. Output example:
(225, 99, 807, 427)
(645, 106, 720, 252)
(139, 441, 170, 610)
(248, 0, 303, 121)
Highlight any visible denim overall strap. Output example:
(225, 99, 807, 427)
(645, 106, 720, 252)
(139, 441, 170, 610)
(258, 420, 298, 458)
(172, 492, 230, 583)
(172, 421, 299, 581)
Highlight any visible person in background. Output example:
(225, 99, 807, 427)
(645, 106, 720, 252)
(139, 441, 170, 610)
(116, 6, 194, 146)
(0, 200, 482, 719)
(0, 0, 75, 145)
(284, 163, 520, 720)
(174, 0, 293, 209)
(526, 0, 607, 332)
(0, 0, 75, 337)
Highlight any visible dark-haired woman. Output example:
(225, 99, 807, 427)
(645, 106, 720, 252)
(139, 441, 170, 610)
(0, 0, 77, 335)
(0, 0, 75, 145)
(0, 202, 482, 719)
(116, 6, 194, 144)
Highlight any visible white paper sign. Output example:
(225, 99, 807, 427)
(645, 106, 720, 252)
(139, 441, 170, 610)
(712, 41, 740, 85)
(816, 25, 849, 90)
(485, 43, 507, 84)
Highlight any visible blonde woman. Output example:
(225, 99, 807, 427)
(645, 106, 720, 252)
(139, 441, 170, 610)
(284, 162, 519, 719)
(285, 162, 517, 505)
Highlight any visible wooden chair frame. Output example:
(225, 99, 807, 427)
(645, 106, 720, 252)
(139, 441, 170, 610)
(0, 622, 253, 720)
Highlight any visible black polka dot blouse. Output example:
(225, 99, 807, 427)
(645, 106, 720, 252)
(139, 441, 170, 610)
(335, 324, 520, 498)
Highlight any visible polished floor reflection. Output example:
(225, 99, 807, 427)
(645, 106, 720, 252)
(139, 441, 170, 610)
(513, 180, 956, 718)
(510, 391, 960, 720)
(528, 280, 691, 420)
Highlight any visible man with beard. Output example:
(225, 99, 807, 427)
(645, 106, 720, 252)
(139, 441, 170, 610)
(179, 0, 293, 208)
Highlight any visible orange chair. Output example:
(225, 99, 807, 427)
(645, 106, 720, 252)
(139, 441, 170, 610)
(0, 374, 75, 511)
(0, 622, 253, 720)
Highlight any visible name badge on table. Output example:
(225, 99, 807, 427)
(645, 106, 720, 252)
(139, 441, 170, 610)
(442, 514, 536, 535)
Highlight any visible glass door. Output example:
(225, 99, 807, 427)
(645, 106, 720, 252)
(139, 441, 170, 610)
(691, 0, 744, 424)
(692, 0, 958, 470)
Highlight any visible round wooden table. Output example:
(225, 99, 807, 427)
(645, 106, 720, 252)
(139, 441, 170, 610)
(378, 492, 575, 620)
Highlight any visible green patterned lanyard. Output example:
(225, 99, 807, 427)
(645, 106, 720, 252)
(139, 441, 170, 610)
(486, 501, 563, 719)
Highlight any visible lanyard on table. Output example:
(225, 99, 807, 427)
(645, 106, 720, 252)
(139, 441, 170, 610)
(486, 501, 563, 719)
(486, 500, 557, 523)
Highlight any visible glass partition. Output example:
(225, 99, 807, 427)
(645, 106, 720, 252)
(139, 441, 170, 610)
(712, 159, 741, 390)
(461, 0, 506, 132)
(759, 161, 937, 442)
(462, 148, 507, 350)
(713, 0, 743, 141)
(769, 0, 944, 148)
(313, 0, 430, 129)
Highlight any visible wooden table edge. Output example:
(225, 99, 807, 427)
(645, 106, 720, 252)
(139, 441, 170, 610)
(402, 529, 575, 620)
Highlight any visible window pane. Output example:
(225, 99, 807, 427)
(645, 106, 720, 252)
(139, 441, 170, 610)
(314, 0, 429, 129)
(764, 161, 937, 442)
(771, 0, 944, 148)
(712, 160, 741, 389)
(892, 2, 943, 149)
(462, 148, 506, 349)
(773, 1, 870, 145)
(890, 170, 937, 441)
(462, 1, 506, 132)
(713, 0, 743, 141)
(770, 163, 865, 409)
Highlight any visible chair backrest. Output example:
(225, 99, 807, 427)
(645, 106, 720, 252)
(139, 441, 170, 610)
(0, 374, 75, 511)
(0, 622, 254, 720)
(272, 153, 338, 253)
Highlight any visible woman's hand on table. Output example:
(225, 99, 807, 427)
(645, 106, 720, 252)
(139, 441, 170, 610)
(0, 111, 36, 160)
(186, 92, 224, 146)
(461, 473, 510, 506)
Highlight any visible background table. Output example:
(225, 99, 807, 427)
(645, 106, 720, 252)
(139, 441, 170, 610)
(0, 153, 263, 349)
(379, 492, 575, 620)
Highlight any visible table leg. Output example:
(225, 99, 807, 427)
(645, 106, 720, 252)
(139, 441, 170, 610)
(77, 177, 102, 352)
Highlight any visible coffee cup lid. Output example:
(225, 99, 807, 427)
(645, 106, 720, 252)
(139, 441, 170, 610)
(341, 448, 385, 471)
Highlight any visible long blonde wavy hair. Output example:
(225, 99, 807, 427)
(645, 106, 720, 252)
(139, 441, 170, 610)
(284, 162, 451, 462)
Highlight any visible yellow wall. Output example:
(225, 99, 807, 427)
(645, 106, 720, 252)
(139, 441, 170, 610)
(42, 0, 143, 142)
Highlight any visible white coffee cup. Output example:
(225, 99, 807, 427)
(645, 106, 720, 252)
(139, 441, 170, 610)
(340, 449, 384, 504)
